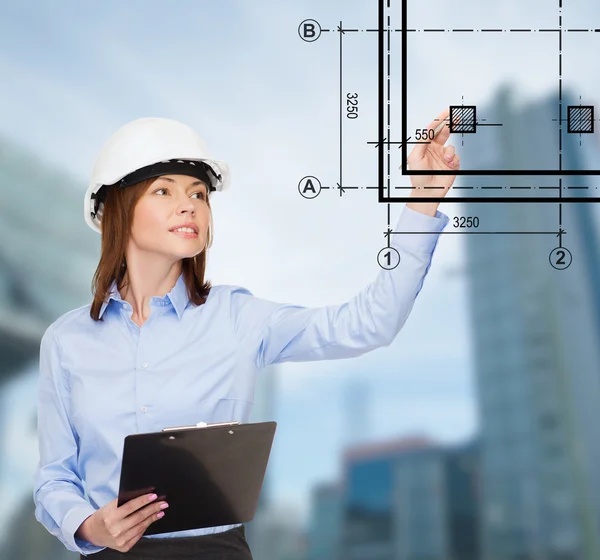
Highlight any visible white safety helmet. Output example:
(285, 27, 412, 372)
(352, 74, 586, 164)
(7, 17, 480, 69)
(84, 117, 231, 233)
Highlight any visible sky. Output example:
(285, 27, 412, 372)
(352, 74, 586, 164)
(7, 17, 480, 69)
(1, 0, 599, 522)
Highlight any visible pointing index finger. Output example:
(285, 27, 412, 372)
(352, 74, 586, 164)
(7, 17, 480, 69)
(409, 107, 451, 161)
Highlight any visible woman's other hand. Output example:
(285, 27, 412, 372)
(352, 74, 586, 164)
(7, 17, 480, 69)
(75, 492, 169, 553)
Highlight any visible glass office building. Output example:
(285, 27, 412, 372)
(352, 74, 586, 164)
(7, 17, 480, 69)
(306, 482, 343, 560)
(336, 436, 480, 560)
(462, 86, 600, 560)
(0, 135, 100, 558)
(0, 136, 99, 385)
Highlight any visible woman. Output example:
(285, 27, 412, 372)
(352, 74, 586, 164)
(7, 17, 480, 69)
(33, 109, 460, 559)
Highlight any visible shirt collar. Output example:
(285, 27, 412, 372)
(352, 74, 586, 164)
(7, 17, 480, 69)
(99, 272, 189, 320)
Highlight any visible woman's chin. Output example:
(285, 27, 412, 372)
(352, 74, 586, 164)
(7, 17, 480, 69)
(174, 249, 203, 261)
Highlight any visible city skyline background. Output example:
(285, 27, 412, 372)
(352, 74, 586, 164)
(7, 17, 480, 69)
(1, 1, 600, 559)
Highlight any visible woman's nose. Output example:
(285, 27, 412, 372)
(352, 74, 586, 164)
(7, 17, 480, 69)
(176, 196, 195, 213)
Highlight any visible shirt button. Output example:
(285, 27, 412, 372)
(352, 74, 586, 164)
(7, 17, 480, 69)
(141, 406, 147, 413)
(141, 363, 148, 369)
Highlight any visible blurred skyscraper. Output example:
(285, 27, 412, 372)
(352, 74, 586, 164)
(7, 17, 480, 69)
(246, 364, 281, 560)
(0, 136, 96, 558)
(0, 135, 99, 388)
(443, 440, 482, 560)
(462, 84, 600, 560)
(306, 481, 343, 560)
(342, 376, 370, 447)
(329, 435, 480, 560)
(341, 437, 434, 560)
(250, 364, 279, 508)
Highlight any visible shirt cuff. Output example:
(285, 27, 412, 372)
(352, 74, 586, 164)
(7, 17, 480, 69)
(393, 205, 450, 255)
(62, 504, 107, 555)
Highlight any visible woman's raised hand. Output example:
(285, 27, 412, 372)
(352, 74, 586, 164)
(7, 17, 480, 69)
(405, 107, 460, 215)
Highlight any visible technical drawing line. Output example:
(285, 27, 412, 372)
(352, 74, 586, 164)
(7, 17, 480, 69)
(320, 185, 597, 191)
(406, 170, 600, 175)
(339, 20, 343, 192)
(394, 0, 600, 185)
(322, 28, 600, 33)
(386, 5, 392, 202)
(558, 2, 563, 226)
(386, 197, 600, 203)
(379, 0, 387, 208)
(389, 231, 565, 235)
(402, 28, 600, 33)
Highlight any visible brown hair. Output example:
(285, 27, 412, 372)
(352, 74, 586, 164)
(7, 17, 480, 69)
(89, 177, 213, 321)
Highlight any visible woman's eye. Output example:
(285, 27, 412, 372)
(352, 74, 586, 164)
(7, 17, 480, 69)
(153, 188, 205, 199)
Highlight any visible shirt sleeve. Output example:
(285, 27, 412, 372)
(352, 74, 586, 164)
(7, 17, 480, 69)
(231, 205, 449, 370)
(32, 323, 107, 555)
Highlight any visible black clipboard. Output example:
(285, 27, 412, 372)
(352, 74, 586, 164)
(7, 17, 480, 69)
(117, 420, 277, 535)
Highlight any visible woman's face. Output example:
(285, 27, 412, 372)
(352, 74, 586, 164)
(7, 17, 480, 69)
(128, 174, 211, 262)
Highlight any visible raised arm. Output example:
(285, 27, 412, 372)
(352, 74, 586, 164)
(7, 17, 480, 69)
(231, 106, 459, 370)
(231, 205, 449, 369)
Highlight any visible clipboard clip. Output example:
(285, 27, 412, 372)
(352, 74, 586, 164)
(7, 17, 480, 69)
(162, 421, 240, 432)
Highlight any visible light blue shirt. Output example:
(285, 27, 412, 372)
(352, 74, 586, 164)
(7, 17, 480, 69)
(33, 206, 449, 555)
